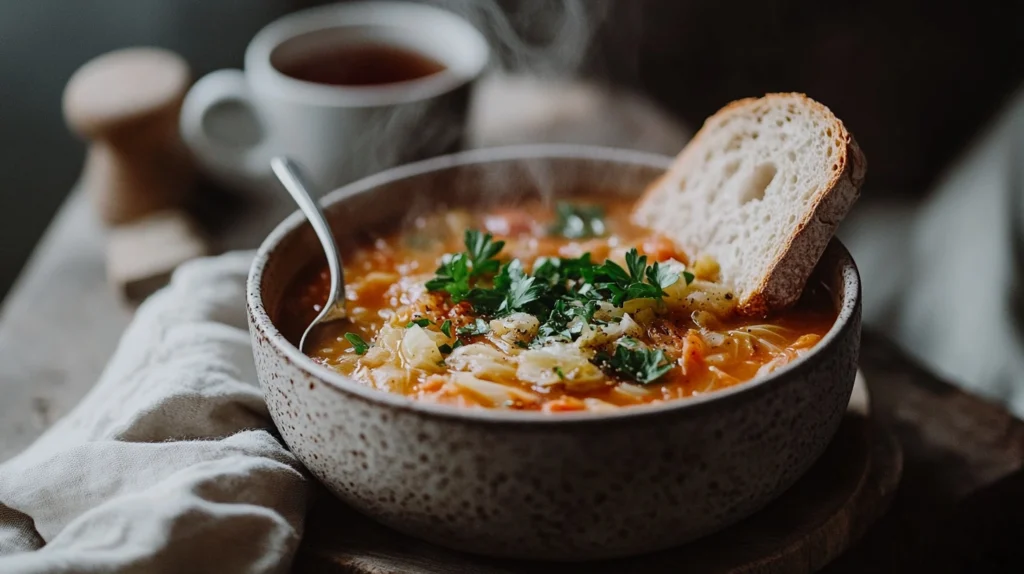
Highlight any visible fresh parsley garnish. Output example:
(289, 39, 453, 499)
(593, 337, 673, 384)
(626, 248, 647, 281)
(426, 229, 693, 348)
(549, 202, 606, 239)
(496, 260, 543, 314)
(591, 249, 681, 306)
(464, 230, 504, 276)
(440, 320, 452, 338)
(554, 366, 565, 380)
(424, 253, 471, 301)
(406, 318, 431, 328)
(465, 287, 506, 315)
(535, 298, 596, 344)
(423, 231, 505, 303)
(344, 333, 369, 355)
(457, 318, 491, 336)
(532, 253, 593, 286)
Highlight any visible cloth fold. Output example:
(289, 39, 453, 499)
(0, 252, 309, 574)
(844, 88, 1024, 416)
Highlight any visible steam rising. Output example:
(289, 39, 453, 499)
(337, 0, 617, 193)
(413, 0, 685, 155)
(431, 0, 611, 76)
(356, 0, 620, 228)
(228, 1, 670, 250)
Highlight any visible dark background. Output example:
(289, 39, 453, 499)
(1, 0, 1021, 301)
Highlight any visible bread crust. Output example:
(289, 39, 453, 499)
(635, 93, 866, 316)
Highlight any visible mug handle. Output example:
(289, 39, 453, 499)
(179, 69, 273, 186)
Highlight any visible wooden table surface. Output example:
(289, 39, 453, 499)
(1, 76, 1022, 572)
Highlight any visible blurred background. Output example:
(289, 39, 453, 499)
(1, 0, 1023, 407)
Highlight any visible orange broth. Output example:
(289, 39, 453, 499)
(279, 198, 835, 412)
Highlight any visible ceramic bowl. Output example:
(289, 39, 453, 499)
(247, 144, 861, 561)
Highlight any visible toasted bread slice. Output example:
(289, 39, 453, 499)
(633, 93, 866, 316)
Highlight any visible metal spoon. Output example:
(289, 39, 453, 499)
(270, 156, 347, 353)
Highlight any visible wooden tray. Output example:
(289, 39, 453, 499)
(295, 377, 901, 574)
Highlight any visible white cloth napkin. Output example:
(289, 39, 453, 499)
(842, 87, 1024, 416)
(0, 252, 309, 573)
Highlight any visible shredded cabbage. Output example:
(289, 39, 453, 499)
(369, 365, 409, 392)
(361, 324, 403, 368)
(446, 343, 518, 381)
(665, 277, 737, 316)
(577, 313, 643, 350)
(489, 312, 540, 347)
(450, 372, 539, 407)
(517, 343, 605, 391)
(592, 301, 624, 322)
(400, 325, 444, 372)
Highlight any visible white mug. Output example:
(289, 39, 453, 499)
(180, 1, 490, 195)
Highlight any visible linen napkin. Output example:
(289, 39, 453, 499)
(0, 252, 309, 573)
(842, 88, 1024, 416)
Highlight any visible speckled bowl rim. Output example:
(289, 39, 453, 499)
(247, 144, 861, 425)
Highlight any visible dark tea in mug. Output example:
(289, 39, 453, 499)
(277, 43, 446, 86)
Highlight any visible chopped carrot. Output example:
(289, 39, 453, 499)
(680, 330, 707, 375)
(640, 234, 682, 262)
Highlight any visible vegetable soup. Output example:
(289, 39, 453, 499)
(279, 198, 835, 412)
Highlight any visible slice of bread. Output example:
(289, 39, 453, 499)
(633, 93, 866, 316)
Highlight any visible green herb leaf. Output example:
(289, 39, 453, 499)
(497, 260, 542, 314)
(533, 253, 592, 286)
(554, 366, 565, 380)
(426, 231, 506, 302)
(625, 249, 647, 282)
(457, 318, 491, 336)
(465, 287, 505, 315)
(438, 343, 453, 354)
(591, 249, 679, 305)
(536, 298, 596, 344)
(429, 227, 691, 337)
(594, 259, 631, 285)
(425, 253, 471, 301)
(344, 333, 369, 355)
(593, 337, 673, 384)
(440, 320, 452, 338)
(406, 318, 431, 328)
(464, 230, 505, 276)
(646, 261, 681, 291)
(549, 203, 606, 239)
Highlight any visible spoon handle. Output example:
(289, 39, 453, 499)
(270, 157, 347, 323)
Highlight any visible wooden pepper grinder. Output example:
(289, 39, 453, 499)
(64, 47, 209, 302)
(63, 47, 195, 224)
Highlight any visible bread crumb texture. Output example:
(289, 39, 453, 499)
(634, 93, 865, 316)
